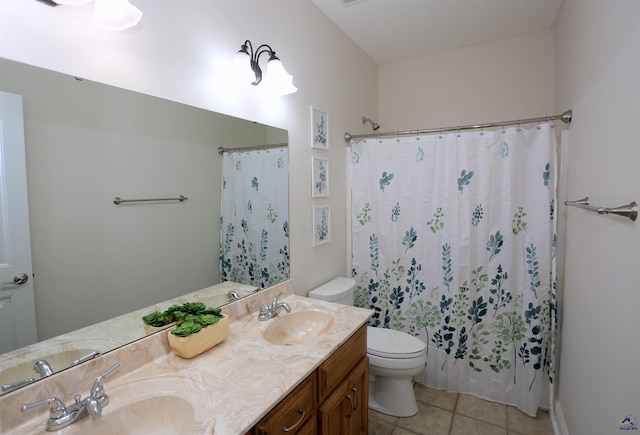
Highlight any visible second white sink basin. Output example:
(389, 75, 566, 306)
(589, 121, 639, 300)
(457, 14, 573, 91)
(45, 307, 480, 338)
(263, 310, 334, 345)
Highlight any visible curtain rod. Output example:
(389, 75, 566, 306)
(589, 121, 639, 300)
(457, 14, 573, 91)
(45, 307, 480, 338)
(343, 110, 572, 142)
(217, 142, 288, 155)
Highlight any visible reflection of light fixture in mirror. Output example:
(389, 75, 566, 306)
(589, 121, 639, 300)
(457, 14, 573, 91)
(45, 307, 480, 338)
(38, 0, 142, 31)
(232, 40, 297, 96)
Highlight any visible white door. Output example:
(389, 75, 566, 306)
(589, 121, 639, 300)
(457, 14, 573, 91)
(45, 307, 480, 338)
(0, 91, 37, 353)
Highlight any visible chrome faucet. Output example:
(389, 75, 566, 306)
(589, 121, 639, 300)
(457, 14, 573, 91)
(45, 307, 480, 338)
(251, 292, 291, 321)
(1, 359, 55, 393)
(33, 360, 54, 377)
(21, 362, 120, 431)
(227, 290, 240, 302)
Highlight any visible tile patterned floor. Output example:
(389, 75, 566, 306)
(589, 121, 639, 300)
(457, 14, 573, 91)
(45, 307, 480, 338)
(368, 384, 555, 435)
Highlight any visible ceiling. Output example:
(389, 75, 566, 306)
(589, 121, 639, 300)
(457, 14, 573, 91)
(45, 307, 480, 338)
(310, 0, 564, 64)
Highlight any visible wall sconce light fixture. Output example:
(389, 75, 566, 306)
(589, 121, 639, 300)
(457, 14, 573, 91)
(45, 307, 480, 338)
(232, 40, 297, 96)
(38, 0, 142, 31)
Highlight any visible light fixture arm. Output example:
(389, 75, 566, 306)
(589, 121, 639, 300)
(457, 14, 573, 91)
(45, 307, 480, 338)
(239, 40, 278, 86)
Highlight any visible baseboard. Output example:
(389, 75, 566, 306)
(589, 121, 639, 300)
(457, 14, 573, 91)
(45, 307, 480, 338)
(552, 396, 569, 435)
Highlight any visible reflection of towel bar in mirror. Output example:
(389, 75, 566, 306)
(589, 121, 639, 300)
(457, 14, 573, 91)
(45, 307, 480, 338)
(564, 197, 638, 222)
(113, 195, 188, 205)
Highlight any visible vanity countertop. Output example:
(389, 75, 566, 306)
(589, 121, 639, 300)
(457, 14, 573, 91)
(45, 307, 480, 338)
(1, 287, 372, 434)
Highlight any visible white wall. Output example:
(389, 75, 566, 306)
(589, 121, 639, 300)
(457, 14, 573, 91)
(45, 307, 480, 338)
(554, 1, 640, 434)
(0, 0, 378, 320)
(378, 30, 556, 130)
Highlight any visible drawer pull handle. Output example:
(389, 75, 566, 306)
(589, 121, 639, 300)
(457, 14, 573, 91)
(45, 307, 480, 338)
(281, 408, 305, 432)
(352, 387, 359, 410)
(345, 394, 354, 418)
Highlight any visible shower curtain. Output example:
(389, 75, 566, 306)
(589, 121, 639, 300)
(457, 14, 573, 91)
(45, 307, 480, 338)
(350, 124, 557, 416)
(220, 148, 289, 288)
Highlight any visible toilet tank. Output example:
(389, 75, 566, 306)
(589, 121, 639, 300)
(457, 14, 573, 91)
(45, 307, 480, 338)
(308, 277, 355, 306)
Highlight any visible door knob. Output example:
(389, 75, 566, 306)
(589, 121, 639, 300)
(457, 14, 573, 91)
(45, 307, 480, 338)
(1, 273, 29, 286)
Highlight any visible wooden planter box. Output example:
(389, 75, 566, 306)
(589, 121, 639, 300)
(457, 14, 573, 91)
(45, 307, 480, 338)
(167, 315, 229, 359)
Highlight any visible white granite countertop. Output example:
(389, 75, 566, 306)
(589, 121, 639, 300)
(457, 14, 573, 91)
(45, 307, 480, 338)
(0, 287, 372, 434)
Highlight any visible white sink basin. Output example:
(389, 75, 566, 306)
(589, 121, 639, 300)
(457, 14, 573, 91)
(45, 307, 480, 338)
(263, 310, 334, 345)
(65, 395, 194, 435)
(58, 375, 208, 434)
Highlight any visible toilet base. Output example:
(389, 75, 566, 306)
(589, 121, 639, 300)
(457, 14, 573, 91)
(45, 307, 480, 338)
(368, 375, 418, 417)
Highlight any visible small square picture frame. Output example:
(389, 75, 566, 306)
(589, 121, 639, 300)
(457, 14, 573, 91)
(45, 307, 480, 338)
(311, 106, 329, 150)
(311, 155, 329, 198)
(312, 204, 331, 247)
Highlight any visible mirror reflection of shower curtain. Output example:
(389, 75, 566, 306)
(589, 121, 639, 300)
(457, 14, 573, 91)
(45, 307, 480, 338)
(220, 148, 289, 288)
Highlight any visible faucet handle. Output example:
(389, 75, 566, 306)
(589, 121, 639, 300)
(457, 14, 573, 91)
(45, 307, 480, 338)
(21, 397, 67, 419)
(90, 362, 120, 398)
(272, 292, 284, 305)
(250, 302, 267, 313)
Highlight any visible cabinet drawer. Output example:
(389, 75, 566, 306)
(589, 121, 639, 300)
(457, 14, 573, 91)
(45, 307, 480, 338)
(255, 374, 316, 435)
(318, 324, 367, 401)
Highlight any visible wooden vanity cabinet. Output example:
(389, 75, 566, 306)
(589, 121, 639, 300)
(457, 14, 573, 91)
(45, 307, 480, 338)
(250, 324, 368, 435)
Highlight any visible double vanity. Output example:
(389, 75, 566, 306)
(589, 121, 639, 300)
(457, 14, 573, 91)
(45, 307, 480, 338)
(0, 281, 373, 434)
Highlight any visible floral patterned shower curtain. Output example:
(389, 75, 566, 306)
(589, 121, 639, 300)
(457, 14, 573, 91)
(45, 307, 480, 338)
(350, 124, 557, 416)
(220, 148, 289, 288)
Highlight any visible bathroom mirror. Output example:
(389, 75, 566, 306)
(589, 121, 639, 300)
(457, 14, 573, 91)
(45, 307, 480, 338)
(0, 58, 289, 394)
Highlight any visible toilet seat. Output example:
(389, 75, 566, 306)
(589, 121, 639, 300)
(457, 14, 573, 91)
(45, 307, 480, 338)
(367, 326, 426, 359)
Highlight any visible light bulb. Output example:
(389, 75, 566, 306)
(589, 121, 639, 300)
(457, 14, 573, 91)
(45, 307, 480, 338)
(92, 0, 142, 31)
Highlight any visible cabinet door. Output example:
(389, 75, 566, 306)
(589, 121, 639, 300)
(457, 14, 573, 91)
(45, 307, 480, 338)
(318, 380, 350, 435)
(348, 357, 369, 435)
(319, 356, 369, 435)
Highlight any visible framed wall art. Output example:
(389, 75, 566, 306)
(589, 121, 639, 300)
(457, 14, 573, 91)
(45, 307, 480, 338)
(311, 106, 328, 150)
(312, 204, 330, 247)
(311, 156, 329, 198)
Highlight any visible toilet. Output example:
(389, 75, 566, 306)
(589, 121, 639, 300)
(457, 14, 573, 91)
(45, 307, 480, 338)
(309, 277, 427, 417)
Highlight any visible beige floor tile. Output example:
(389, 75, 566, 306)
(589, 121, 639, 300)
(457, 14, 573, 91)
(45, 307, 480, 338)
(370, 408, 399, 425)
(414, 383, 459, 411)
(506, 407, 554, 435)
(396, 403, 453, 435)
(392, 428, 422, 435)
(451, 414, 508, 435)
(456, 393, 507, 428)
(369, 413, 398, 435)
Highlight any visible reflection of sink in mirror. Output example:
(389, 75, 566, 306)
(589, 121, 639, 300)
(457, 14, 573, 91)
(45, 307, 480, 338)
(0, 349, 96, 393)
(263, 311, 334, 345)
(63, 396, 195, 435)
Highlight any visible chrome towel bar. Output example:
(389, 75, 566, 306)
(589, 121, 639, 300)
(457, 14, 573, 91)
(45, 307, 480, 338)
(564, 197, 637, 222)
(113, 195, 188, 205)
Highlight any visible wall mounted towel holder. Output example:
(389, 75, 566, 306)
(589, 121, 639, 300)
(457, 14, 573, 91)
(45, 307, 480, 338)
(113, 195, 188, 205)
(564, 197, 637, 222)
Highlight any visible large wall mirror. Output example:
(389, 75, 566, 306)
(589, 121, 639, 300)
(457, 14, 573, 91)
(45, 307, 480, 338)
(0, 58, 289, 395)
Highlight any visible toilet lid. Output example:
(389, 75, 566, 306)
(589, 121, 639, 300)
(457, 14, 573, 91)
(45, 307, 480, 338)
(367, 326, 426, 359)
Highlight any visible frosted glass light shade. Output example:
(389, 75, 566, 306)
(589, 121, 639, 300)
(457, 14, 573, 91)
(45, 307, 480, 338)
(54, 0, 94, 5)
(264, 58, 297, 95)
(92, 0, 142, 31)
(232, 50, 256, 85)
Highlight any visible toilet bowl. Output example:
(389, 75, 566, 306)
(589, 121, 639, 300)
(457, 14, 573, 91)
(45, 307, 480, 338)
(308, 278, 427, 417)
